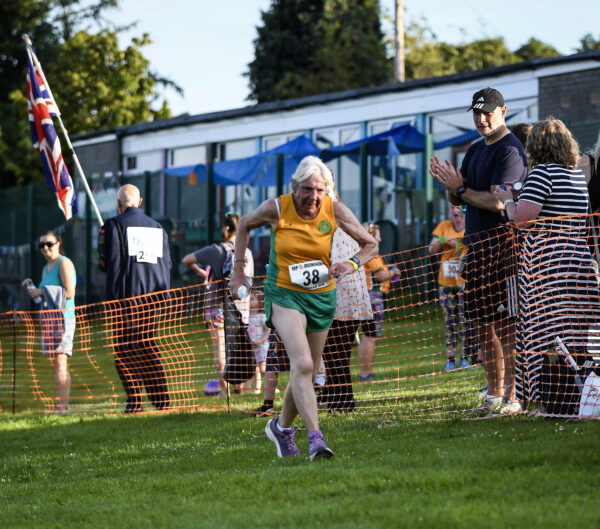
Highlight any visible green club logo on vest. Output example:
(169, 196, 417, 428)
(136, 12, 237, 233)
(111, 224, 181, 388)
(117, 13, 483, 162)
(318, 220, 332, 234)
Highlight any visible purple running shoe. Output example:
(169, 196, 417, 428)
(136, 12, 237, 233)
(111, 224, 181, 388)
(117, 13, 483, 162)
(265, 417, 301, 457)
(308, 430, 334, 461)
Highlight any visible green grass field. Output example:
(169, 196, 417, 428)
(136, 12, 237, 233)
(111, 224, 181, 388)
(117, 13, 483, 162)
(2, 296, 599, 527)
(1, 411, 599, 529)
(0, 303, 475, 416)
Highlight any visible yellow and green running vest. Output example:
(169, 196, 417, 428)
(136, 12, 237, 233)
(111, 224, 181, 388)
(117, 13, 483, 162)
(266, 193, 336, 293)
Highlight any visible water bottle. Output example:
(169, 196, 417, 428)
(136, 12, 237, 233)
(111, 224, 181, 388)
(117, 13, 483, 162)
(27, 282, 42, 304)
(236, 276, 253, 300)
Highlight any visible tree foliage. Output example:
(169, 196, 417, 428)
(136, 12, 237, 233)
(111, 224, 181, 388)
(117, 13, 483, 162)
(514, 37, 560, 62)
(577, 33, 600, 51)
(300, 0, 391, 96)
(247, 3, 571, 103)
(246, 0, 390, 103)
(246, 0, 326, 103)
(0, 0, 179, 188)
(402, 17, 562, 81)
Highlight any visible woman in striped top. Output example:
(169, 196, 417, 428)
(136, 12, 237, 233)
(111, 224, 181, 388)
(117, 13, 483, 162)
(495, 117, 600, 410)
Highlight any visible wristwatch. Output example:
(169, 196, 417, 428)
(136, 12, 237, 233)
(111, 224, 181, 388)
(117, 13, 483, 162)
(455, 185, 467, 198)
(347, 255, 361, 269)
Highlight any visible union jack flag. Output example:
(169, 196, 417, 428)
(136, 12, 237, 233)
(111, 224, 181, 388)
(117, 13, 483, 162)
(26, 39, 77, 220)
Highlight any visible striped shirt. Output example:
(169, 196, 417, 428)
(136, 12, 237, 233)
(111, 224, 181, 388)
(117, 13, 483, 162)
(518, 163, 589, 219)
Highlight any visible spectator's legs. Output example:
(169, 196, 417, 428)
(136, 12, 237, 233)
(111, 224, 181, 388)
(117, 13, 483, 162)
(322, 319, 357, 410)
(440, 288, 457, 360)
(209, 327, 228, 394)
(50, 352, 70, 413)
(136, 311, 170, 410)
(113, 308, 144, 412)
(358, 334, 376, 376)
(499, 317, 516, 402)
(479, 322, 504, 398)
(263, 371, 279, 403)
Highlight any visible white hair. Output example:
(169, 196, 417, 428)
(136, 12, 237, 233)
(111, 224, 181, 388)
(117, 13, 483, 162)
(291, 156, 335, 196)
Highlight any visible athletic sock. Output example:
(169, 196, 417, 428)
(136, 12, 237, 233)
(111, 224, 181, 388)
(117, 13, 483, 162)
(276, 420, 291, 432)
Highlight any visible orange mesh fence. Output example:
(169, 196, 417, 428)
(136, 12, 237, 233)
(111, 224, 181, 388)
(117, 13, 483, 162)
(1, 215, 599, 419)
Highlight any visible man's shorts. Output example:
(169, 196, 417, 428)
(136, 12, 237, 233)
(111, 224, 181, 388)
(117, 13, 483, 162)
(264, 283, 336, 333)
(361, 291, 384, 338)
(265, 330, 290, 373)
(463, 226, 517, 323)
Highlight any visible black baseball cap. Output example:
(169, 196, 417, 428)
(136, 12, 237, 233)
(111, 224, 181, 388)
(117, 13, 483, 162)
(468, 87, 505, 112)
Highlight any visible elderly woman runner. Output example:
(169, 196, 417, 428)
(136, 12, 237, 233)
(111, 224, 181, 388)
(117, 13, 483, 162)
(230, 156, 377, 459)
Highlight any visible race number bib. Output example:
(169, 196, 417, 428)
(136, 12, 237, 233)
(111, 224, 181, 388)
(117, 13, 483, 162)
(289, 260, 330, 290)
(443, 258, 459, 280)
(126, 227, 163, 264)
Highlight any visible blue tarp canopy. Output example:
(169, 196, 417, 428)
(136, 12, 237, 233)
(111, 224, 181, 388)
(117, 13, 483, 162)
(433, 130, 481, 149)
(164, 115, 525, 185)
(163, 135, 319, 186)
(321, 122, 426, 161)
(433, 112, 521, 149)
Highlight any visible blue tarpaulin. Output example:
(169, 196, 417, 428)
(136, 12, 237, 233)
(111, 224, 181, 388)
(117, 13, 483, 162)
(433, 130, 481, 149)
(433, 112, 521, 149)
(163, 118, 524, 186)
(321, 122, 425, 161)
(163, 134, 319, 186)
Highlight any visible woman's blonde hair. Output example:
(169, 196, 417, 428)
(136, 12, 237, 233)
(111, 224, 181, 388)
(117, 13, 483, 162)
(291, 156, 335, 195)
(526, 117, 580, 168)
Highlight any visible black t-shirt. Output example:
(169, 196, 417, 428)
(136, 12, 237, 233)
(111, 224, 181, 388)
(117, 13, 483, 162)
(193, 242, 232, 281)
(587, 154, 600, 212)
(460, 133, 528, 241)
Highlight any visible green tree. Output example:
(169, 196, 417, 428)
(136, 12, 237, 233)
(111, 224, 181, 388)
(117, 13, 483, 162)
(453, 37, 518, 72)
(515, 37, 560, 61)
(290, 0, 391, 97)
(402, 18, 564, 81)
(403, 19, 456, 80)
(46, 30, 175, 132)
(247, 0, 390, 102)
(577, 33, 600, 51)
(246, 0, 325, 103)
(0, 0, 180, 188)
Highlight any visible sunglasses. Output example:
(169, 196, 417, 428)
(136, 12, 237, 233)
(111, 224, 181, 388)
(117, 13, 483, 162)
(38, 241, 57, 249)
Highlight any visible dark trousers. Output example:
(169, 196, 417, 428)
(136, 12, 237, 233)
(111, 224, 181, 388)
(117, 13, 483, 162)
(112, 300, 170, 411)
(321, 319, 358, 411)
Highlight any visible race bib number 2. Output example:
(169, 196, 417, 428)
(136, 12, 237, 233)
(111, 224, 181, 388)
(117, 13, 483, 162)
(127, 227, 163, 264)
(289, 260, 330, 290)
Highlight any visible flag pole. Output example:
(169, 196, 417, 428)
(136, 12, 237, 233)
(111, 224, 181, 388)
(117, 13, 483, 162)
(24, 34, 104, 227)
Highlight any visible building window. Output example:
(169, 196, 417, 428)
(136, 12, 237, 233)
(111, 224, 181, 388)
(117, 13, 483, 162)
(126, 156, 137, 170)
